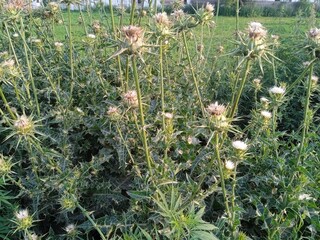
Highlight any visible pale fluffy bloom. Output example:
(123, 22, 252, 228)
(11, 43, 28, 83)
(260, 97, 269, 103)
(298, 193, 314, 201)
(205, 2, 214, 13)
(248, 22, 267, 40)
(123, 90, 138, 108)
(15, 209, 29, 220)
(232, 140, 248, 151)
(54, 42, 63, 47)
(269, 86, 285, 95)
(87, 34, 96, 39)
(311, 75, 318, 83)
(206, 102, 226, 116)
(154, 12, 170, 26)
(261, 110, 272, 119)
(164, 112, 173, 119)
(225, 160, 235, 170)
(308, 28, 320, 43)
(1, 59, 15, 68)
(65, 224, 76, 233)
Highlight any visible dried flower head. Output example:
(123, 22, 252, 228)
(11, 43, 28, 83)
(248, 22, 267, 40)
(123, 90, 139, 108)
(253, 78, 261, 89)
(14, 114, 34, 136)
(1, 59, 15, 69)
(155, 12, 171, 26)
(308, 28, 320, 44)
(48, 2, 59, 12)
(232, 140, 248, 151)
(107, 106, 121, 121)
(4, 0, 25, 15)
(206, 102, 226, 116)
(205, 2, 214, 13)
(171, 9, 185, 20)
(121, 25, 144, 52)
(92, 21, 101, 33)
(225, 160, 235, 170)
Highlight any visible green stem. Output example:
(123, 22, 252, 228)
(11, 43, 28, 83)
(0, 86, 15, 119)
(229, 59, 251, 119)
(19, 18, 40, 116)
(132, 55, 153, 175)
(235, 0, 240, 38)
(214, 132, 231, 222)
(182, 31, 205, 117)
(76, 200, 106, 240)
(230, 163, 238, 236)
(67, 4, 74, 102)
(159, 39, 167, 158)
(297, 61, 314, 165)
(216, 0, 220, 22)
(129, 0, 136, 25)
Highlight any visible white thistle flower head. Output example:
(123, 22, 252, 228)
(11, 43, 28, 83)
(232, 140, 248, 151)
(298, 193, 314, 201)
(311, 75, 318, 83)
(65, 224, 76, 233)
(261, 110, 272, 119)
(154, 12, 171, 27)
(13, 33, 19, 38)
(248, 22, 267, 40)
(269, 86, 285, 95)
(25, 233, 38, 240)
(205, 2, 214, 13)
(48, 2, 59, 12)
(14, 114, 35, 136)
(122, 25, 144, 51)
(1, 59, 15, 69)
(123, 90, 138, 108)
(171, 9, 185, 20)
(164, 112, 173, 119)
(206, 102, 226, 116)
(87, 34, 96, 39)
(54, 42, 63, 47)
(260, 97, 269, 104)
(15, 209, 29, 220)
(308, 28, 320, 44)
(107, 106, 121, 121)
(225, 160, 235, 170)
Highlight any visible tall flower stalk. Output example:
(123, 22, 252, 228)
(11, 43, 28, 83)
(132, 55, 153, 175)
(297, 59, 315, 165)
(229, 59, 252, 119)
(182, 30, 205, 116)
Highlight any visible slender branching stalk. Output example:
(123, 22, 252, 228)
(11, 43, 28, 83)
(159, 39, 167, 158)
(229, 59, 252, 119)
(182, 30, 205, 117)
(0, 86, 15, 119)
(129, 0, 136, 25)
(132, 55, 153, 175)
(213, 132, 231, 223)
(297, 59, 315, 165)
(67, 3, 75, 102)
(19, 18, 40, 116)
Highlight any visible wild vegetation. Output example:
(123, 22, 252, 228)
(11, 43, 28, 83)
(0, 0, 319, 239)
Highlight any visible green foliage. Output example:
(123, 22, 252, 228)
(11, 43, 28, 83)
(0, 2, 319, 240)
